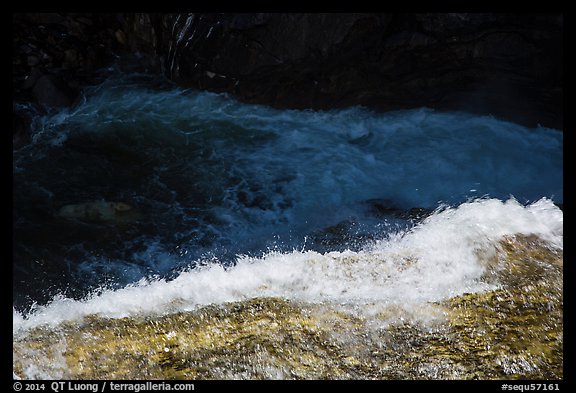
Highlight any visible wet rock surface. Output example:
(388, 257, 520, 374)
(13, 14, 123, 104)
(12, 13, 125, 142)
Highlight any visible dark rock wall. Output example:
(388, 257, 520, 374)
(13, 13, 563, 137)
(13, 13, 123, 105)
(13, 13, 124, 147)
(124, 13, 563, 129)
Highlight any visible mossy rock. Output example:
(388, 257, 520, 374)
(15, 298, 371, 379)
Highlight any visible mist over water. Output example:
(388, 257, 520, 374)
(13, 73, 563, 321)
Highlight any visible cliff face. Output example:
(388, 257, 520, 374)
(13, 13, 563, 145)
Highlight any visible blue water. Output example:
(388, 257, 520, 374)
(12, 73, 563, 310)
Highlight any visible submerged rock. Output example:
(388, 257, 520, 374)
(13, 234, 562, 380)
(365, 198, 433, 220)
(309, 219, 374, 252)
(57, 200, 141, 223)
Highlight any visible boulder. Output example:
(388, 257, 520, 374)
(13, 110, 32, 149)
(31, 73, 76, 108)
(13, 13, 124, 117)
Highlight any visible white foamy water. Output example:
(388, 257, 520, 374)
(13, 197, 562, 334)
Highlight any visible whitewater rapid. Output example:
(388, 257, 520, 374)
(13, 197, 562, 333)
(13, 73, 563, 333)
(13, 74, 563, 380)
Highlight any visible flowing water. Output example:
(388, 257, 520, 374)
(13, 73, 563, 380)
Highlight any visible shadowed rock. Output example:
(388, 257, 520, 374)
(122, 13, 562, 129)
(13, 13, 563, 135)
